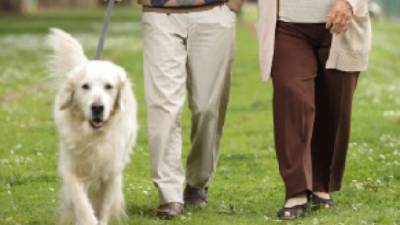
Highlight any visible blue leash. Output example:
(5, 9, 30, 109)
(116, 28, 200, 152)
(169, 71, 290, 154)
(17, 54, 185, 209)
(96, 0, 115, 60)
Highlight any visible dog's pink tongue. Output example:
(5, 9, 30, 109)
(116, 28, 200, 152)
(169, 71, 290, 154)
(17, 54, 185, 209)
(90, 120, 104, 129)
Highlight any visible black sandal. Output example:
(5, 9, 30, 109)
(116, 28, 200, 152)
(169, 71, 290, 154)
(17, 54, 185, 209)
(277, 203, 308, 220)
(310, 193, 336, 209)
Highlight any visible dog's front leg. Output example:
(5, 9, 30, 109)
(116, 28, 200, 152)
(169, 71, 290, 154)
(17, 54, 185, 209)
(97, 175, 125, 225)
(63, 173, 98, 225)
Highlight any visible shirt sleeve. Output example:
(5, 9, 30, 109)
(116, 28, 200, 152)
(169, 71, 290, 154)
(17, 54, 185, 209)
(346, 0, 360, 10)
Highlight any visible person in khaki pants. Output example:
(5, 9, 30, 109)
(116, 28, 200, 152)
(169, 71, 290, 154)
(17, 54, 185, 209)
(134, 0, 244, 219)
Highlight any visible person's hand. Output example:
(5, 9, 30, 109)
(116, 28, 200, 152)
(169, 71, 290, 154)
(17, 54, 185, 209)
(326, 0, 353, 34)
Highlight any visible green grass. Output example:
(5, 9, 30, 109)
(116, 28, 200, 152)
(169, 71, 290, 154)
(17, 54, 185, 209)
(1, 5, 400, 225)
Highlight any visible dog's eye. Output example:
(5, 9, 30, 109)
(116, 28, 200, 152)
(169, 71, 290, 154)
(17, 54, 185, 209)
(82, 84, 90, 90)
(105, 84, 113, 90)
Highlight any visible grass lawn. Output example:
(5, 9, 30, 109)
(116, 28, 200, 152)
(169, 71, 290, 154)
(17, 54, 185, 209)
(0, 5, 400, 225)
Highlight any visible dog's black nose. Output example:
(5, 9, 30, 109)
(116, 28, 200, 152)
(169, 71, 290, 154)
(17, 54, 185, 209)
(91, 104, 104, 117)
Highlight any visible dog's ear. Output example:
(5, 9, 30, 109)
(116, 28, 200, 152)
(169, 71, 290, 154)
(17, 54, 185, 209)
(115, 68, 132, 113)
(58, 80, 75, 110)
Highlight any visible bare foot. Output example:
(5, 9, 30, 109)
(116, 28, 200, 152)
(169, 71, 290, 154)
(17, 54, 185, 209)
(313, 192, 331, 200)
(285, 194, 308, 208)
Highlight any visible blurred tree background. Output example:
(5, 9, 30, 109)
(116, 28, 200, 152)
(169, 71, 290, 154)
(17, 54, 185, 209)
(375, 0, 400, 18)
(0, 0, 137, 13)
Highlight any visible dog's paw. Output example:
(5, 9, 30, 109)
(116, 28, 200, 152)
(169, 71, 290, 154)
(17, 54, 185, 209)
(77, 216, 98, 225)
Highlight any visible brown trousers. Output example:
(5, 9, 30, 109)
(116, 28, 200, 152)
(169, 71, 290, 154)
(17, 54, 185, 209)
(271, 21, 359, 199)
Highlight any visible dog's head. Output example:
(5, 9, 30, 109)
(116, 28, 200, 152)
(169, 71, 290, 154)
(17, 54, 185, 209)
(58, 61, 129, 130)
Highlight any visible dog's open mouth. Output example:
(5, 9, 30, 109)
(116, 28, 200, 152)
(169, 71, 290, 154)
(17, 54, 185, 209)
(89, 119, 106, 129)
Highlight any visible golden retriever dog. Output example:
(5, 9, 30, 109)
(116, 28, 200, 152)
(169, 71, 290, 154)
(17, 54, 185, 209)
(48, 28, 137, 225)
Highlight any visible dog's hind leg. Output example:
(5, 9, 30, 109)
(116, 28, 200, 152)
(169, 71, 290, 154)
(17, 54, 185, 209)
(58, 194, 73, 225)
(97, 175, 126, 225)
(111, 175, 127, 222)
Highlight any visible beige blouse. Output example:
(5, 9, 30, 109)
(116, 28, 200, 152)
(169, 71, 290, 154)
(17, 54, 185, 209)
(256, 0, 372, 81)
(279, 0, 332, 23)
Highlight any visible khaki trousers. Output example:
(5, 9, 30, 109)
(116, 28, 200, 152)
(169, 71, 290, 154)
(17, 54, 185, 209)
(271, 22, 359, 199)
(142, 5, 236, 204)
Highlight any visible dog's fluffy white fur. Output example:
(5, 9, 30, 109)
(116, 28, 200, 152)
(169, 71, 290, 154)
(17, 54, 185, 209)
(48, 28, 137, 225)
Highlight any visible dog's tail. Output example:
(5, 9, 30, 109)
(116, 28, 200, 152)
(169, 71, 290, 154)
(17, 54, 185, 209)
(47, 28, 88, 78)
